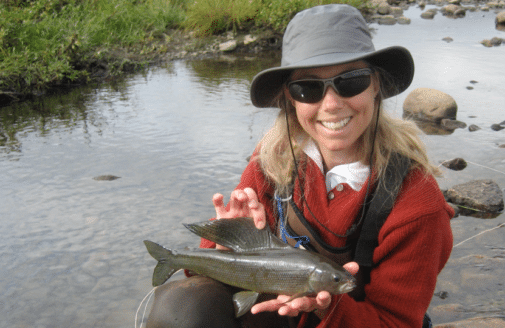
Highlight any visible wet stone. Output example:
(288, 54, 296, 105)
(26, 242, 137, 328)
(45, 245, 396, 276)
(403, 88, 458, 123)
(219, 40, 237, 52)
(377, 3, 391, 14)
(390, 6, 404, 16)
(491, 123, 505, 131)
(421, 10, 437, 18)
(434, 317, 505, 328)
(397, 16, 411, 24)
(93, 175, 120, 181)
(441, 119, 466, 130)
(497, 11, 505, 24)
(441, 158, 467, 171)
(379, 15, 397, 24)
(490, 37, 503, 46)
(444, 179, 504, 213)
(468, 124, 481, 132)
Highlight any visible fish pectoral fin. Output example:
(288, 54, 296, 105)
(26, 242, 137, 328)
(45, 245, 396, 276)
(232, 291, 260, 318)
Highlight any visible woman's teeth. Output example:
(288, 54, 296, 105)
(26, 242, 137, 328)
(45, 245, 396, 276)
(321, 117, 351, 130)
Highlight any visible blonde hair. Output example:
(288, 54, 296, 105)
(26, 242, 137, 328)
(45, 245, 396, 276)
(254, 65, 441, 195)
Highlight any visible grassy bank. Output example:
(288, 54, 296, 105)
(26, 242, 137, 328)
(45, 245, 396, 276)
(0, 0, 370, 105)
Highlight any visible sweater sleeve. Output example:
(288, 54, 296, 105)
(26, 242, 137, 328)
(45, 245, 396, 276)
(317, 170, 454, 328)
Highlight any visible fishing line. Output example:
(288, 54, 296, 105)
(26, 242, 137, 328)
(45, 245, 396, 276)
(135, 287, 156, 328)
(318, 294, 344, 328)
(439, 159, 505, 176)
(438, 159, 505, 247)
(453, 222, 505, 248)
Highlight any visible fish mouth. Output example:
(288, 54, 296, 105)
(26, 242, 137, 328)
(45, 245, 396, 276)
(341, 280, 357, 293)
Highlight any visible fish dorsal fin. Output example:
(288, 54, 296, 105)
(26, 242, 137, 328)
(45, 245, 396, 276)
(184, 217, 290, 252)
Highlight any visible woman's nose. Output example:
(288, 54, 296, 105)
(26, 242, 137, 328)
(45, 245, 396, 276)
(321, 86, 344, 110)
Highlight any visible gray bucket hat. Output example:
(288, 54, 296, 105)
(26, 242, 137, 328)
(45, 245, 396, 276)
(250, 4, 414, 108)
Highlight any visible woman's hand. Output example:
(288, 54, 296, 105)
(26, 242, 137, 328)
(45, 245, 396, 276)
(212, 188, 267, 250)
(250, 262, 359, 317)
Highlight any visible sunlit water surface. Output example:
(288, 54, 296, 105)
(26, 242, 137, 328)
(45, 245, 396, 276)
(1, 6, 504, 327)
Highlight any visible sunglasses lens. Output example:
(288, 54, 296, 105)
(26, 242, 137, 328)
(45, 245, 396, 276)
(288, 81, 324, 103)
(336, 75, 371, 98)
(288, 69, 373, 103)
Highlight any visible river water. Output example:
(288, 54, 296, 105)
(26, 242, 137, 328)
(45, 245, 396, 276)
(1, 5, 504, 327)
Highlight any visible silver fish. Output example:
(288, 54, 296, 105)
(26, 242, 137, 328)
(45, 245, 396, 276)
(144, 217, 356, 317)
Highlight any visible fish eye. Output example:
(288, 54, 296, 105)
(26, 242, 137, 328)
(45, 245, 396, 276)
(333, 275, 340, 283)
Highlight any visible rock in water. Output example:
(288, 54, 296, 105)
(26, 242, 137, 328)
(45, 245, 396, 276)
(403, 88, 457, 123)
(444, 180, 504, 213)
(442, 158, 467, 171)
(468, 124, 481, 132)
(93, 175, 120, 181)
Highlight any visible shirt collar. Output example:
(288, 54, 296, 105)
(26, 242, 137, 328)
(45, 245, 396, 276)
(303, 139, 370, 192)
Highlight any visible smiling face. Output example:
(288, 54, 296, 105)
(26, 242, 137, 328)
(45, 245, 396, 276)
(286, 61, 379, 170)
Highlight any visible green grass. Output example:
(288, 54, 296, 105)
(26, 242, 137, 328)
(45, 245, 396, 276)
(0, 0, 370, 101)
(0, 0, 185, 97)
(183, 0, 371, 36)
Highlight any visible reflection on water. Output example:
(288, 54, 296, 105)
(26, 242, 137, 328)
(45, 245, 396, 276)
(0, 6, 504, 327)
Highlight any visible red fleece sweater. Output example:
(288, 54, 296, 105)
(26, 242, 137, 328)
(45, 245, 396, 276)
(200, 156, 453, 328)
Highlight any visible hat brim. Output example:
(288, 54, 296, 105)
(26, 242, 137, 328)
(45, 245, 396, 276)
(250, 46, 414, 108)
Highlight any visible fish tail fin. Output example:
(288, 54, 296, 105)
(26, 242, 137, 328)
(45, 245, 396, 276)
(143, 240, 179, 287)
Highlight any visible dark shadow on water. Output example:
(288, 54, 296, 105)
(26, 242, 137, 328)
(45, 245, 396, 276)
(188, 52, 281, 87)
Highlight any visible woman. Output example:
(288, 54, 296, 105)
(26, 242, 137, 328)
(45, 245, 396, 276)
(147, 4, 453, 328)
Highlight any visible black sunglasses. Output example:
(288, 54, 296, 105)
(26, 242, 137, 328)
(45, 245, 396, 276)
(287, 68, 374, 103)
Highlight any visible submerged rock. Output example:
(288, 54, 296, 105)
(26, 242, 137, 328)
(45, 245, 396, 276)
(93, 175, 121, 181)
(444, 179, 504, 214)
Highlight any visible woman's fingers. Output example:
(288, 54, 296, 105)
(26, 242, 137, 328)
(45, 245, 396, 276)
(250, 296, 288, 314)
(213, 189, 266, 228)
(243, 187, 266, 229)
(251, 292, 331, 317)
(212, 193, 227, 219)
(343, 262, 359, 276)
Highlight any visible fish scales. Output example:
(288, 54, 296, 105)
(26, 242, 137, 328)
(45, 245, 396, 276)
(170, 248, 319, 295)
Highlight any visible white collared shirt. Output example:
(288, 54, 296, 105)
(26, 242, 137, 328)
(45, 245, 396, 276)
(303, 140, 370, 192)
